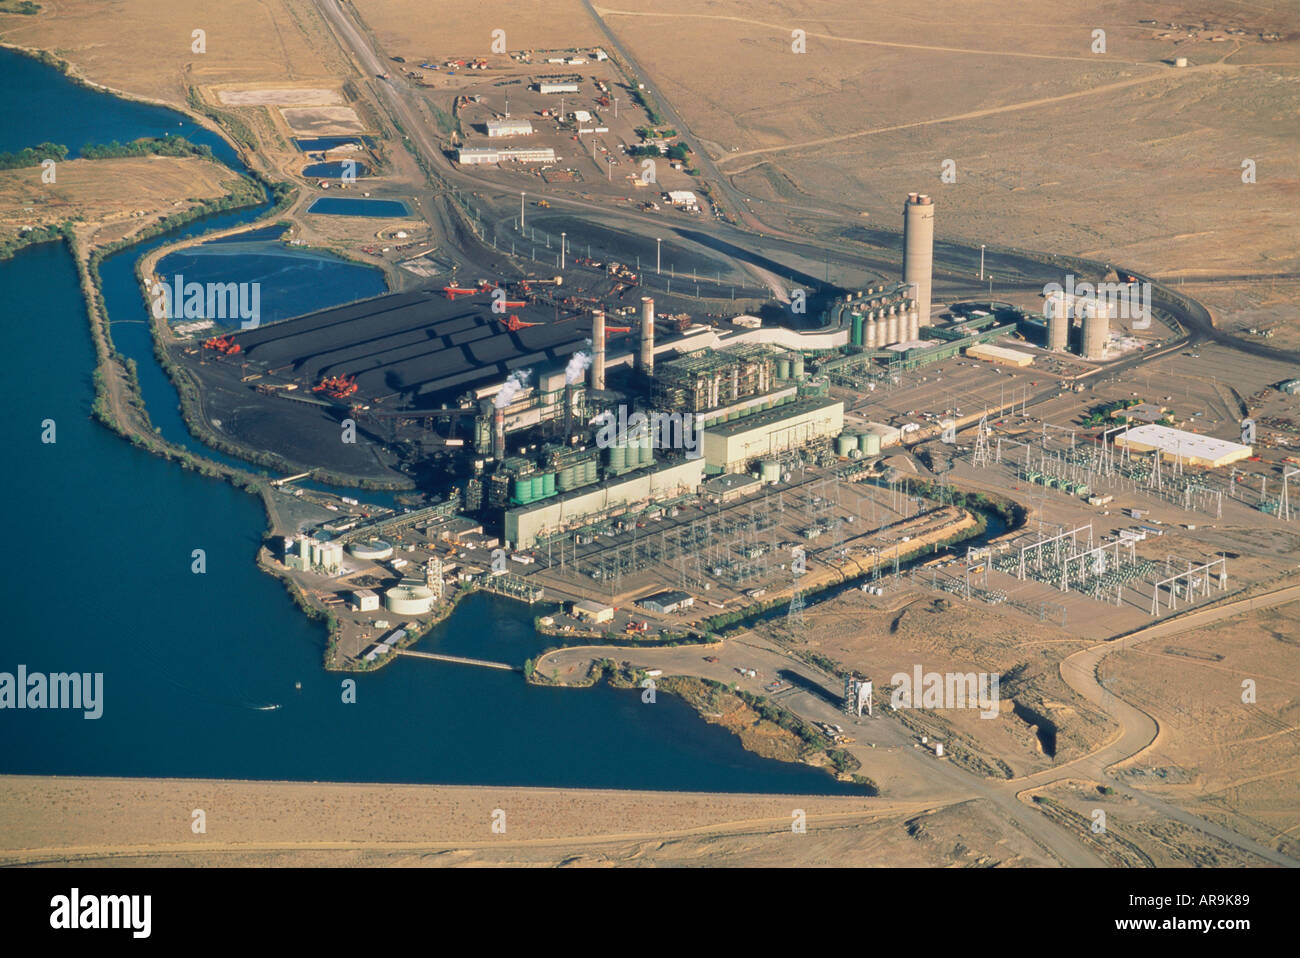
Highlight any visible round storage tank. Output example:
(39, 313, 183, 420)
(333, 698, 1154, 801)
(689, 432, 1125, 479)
(541, 472, 556, 496)
(384, 584, 434, 615)
(558, 465, 576, 491)
(759, 459, 781, 483)
(792, 355, 805, 379)
(851, 314, 864, 346)
(638, 436, 653, 466)
(584, 459, 597, 484)
(866, 319, 877, 349)
(777, 357, 791, 379)
(608, 445, 627, 472)
(1082, 311, 1108, 360)
(836, 434, 857, 457)
(348, 539, 394, 561)
(860, 432, 881, 456)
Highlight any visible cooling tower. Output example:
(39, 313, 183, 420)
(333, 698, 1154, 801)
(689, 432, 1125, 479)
(903, 193, 935, 327)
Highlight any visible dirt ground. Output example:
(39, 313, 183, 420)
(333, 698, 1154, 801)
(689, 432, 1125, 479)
(764, 587, 1114, 778)
(1100, 599, 1300, 859)
(0, 155, 242, 247)
(0, 775, 1057, 867)
(583, 0, 1300, 276)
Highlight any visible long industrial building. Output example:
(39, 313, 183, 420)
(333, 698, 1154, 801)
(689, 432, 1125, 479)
(1113, 424, 1252, 468)
(505, 457, 707, 547)
(701, 398, 845, 474)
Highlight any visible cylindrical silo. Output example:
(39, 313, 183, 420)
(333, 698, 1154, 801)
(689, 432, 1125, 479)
(860, 432, 881, 456)
(903, 193, 935, 327)
(1045, 291, 1070, 351)
(792, 354, 805, 379)
(1082, 309, 1108, 360)
(836, 434, 857, 457)
(760, 460, 781, 483)
(866, 315, 877, 349)
(607, 444, 627, 473)
(851, 313, 863, 346)
(558, 465, 575, 491)
(638, 433, 653, 466)
(907, 307, 919, 342)
(541, 472, 556, 497)
(886, 306, 899, 345)
(584, 459, 597, 484)
(777, 357, 791, 379)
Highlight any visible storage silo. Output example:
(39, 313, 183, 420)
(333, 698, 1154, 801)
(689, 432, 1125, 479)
(583, 458, 597, 484)
(887, 305, 899, 345)
(558, 464, 576, 491)
(851, 313, 863, 346)
(836, 434, 857, 457)
(777, 356, 791, 379)
(1045, 291, 1070, 351)
(607, 444, 627, 473)
(859, 432, 881, 456)
(1082, 310, 1108, 360)
(638, 433, 653, 466)
(903, 193, 935, 327)
(759, 459, 781, 483)
(866, 313, 878, 349)
(792, 354, 805, 379)
(540, 472, 556, 497)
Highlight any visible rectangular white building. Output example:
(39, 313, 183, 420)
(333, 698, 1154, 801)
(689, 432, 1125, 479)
(487, 118, 534, 137)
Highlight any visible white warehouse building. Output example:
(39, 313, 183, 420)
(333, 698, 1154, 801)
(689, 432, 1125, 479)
(457, 146, 556, 165)
(486, 118, 534, 137)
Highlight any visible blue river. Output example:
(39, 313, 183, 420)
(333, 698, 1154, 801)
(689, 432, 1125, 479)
(0, 48, 862, 793)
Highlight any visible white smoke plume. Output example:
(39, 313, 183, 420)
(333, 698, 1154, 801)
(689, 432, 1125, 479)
(494, 368, 532, 409)
(565, 342, 592, 385)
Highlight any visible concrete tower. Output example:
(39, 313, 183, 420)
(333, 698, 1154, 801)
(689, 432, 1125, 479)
(639, 296, 655, 376)
(591, 308, 606, 391)
(903, 192, 935, 328)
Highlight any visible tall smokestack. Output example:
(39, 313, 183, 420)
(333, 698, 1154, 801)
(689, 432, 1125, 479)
(492, 407, 505, 460)
(591, 308, 606, 391)
(639, 296, 655, 376)
(903, 192, 935, 328)
(564, 382, 575, 436)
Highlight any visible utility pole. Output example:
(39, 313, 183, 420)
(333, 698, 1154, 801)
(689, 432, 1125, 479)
(979, 244, 985, 281)
(520, 192, 525, 232)
(656, 237, 662, 275)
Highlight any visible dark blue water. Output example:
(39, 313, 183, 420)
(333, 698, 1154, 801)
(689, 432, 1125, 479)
(303, 161, 369, 178)
(0, 52, 863, 793)
(308, 197, 410, 217)
(0, 49, 241, 167)
(156, 225, 386, 328)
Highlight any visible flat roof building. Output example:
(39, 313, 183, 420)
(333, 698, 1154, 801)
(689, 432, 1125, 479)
(486, 118, 534, 137)
(701, 398, 845, 474)
(1113, 424, 1252, 468)
(637, 590, 694, 615)
(572, 599, 614, 624)
(538, 82, 580, 94)
(457, 146, 556, 165)
(966, 343, 1034, 367)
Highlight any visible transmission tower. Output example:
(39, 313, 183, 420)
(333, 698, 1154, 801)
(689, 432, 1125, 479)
(973, 415, 991, 468)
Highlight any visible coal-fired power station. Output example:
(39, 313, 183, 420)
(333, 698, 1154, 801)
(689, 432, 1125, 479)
(903, 192, 935, 329)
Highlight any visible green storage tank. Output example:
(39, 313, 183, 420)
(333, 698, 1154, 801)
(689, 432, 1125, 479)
(860, 432, 881, 456)
(541, 472, 556, 497)
(639, 437, 654, 466)
(851, 314, 864, 346)
(792, 355, 805, 379)
(608, 444, 627, 472)
(584, 459, 597, 484)
(777, 357, 791, 379)
(836, 434, 856, 457)
(557, 465, 576, 491)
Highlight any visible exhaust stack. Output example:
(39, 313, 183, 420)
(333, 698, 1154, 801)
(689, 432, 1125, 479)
(639, 296, 655, 376)
(591, 308, 606, 391)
